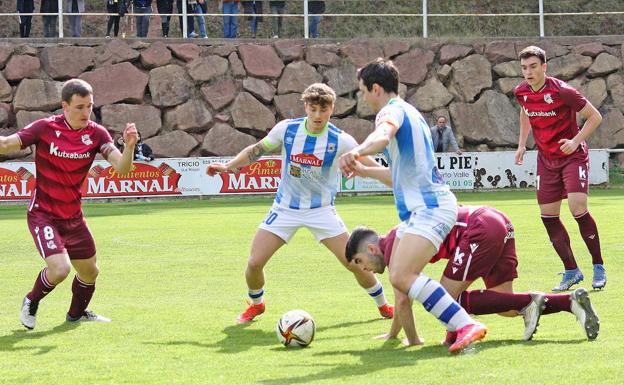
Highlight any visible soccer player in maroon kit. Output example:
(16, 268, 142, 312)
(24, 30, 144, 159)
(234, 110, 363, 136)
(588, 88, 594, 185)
(345, 205, 600, 347)
(514, 46, 605, 292)
(0, 79, 139, 330)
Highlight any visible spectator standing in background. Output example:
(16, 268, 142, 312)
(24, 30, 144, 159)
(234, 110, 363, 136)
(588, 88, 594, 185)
(187, 0, 207, 38)
(308, 0, 325, 38)
(65, 0, 85, 37)
(17, 0, 34, 38)
(269, 1, 285, 38)
(176, 0, 195, 38)
(106, 0, 128, 37)
(156, 0, 173, 37)
(41, 0, 58, 38)
(430, 116, 462, 154)
(133, 0, 153, 38)
(242, 0, 262, 38)
(134, 133, 154, 162)
(219, 0, 241, 38)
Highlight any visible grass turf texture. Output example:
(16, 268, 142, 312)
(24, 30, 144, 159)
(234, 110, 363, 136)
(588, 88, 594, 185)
(1, 190, 623, 384)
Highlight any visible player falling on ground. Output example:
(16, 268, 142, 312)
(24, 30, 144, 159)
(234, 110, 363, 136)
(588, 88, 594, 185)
(339, 58, 486, 354)
(206, 83, 394, 324)
(515, 45, 605, 292)
(345, 204, 600, 347)
(0, 79, 139, 329)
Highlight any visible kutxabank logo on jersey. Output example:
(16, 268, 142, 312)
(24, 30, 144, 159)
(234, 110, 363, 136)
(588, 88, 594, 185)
(49, 142, 91, 159)
(522, 107, 557, 117)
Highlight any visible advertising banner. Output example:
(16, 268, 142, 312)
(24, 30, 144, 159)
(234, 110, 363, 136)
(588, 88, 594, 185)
(0, 150, 609, 202)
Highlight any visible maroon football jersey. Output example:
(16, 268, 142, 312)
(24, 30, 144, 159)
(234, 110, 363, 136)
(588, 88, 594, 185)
(515, 76, 588, 159)
(17, 115, 115, 219)
(380, 206, 473, 267)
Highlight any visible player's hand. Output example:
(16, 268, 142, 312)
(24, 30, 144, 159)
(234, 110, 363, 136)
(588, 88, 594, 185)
(339, 150, 360, 175)
(403, 336, 425, 347)
(374, 332, 397, 341)
(514, 147, 526, 165)
(206, 163, 228, 176)
(558, 138, 580, 155)
(123, 123, 139, 147)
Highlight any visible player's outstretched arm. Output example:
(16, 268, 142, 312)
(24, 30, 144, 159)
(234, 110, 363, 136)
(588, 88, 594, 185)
(107, 124, 138, 174)
(0, 134, 21, 155)
(207, 141, 269, 176)
(395, 289, 423, 347)
(352, 156, 392, 187)
(559, 102, 602, 155)
(340, 121, 398, 175)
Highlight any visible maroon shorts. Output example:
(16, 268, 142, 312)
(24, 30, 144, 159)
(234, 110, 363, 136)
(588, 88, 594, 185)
(536, 152, 589, 204)
(443, 207, 518, 288)
(27, 209, 96, 260)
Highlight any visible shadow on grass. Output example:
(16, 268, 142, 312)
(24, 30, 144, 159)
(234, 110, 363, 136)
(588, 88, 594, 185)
(0, 322, 80, 355)
(144, 318, 387, 355)
(259, 337, 587, 385)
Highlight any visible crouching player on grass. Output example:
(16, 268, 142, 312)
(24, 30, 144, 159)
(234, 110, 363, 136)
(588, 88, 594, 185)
(345, 204, 600, 347)
(0, 79, 139, 329)
(207, 83, 394, 324)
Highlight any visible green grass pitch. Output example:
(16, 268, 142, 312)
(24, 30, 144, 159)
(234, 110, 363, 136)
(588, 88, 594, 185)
(1, 190, 623, 384)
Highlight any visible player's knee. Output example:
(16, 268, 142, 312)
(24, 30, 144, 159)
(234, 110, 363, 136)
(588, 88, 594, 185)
(246, 257, 266, 272)
(48, 263, 71, 283)
(83, 265, 100, 281)
(388, 270, 410, 293)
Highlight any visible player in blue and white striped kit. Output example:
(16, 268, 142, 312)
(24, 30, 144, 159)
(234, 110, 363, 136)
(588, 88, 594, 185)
(207, 83, 394, 324)
(339, 59, 487, 354)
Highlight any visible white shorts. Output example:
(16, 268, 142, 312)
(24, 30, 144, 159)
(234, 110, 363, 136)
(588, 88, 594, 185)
(258, 203, 347, 243)
(396, 203, 458, 250)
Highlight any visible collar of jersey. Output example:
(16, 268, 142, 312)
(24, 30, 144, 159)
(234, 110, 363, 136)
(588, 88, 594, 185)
(387, 97, 401, 106)
(302, 117, 328, 137)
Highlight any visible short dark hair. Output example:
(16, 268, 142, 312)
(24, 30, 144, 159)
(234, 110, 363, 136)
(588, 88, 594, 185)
(518, 46, 546, 64)
(301, 83, 336, 108)
(61, 79, 93, 104)
(345, 226, 379, 263)
(357, 58, 399, 94)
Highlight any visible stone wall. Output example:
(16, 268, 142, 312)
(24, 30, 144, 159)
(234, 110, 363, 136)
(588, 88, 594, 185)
(1, 37, 624, 162)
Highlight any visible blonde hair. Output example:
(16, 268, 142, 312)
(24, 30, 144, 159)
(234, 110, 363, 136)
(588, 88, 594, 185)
(301, 83, 336, 108)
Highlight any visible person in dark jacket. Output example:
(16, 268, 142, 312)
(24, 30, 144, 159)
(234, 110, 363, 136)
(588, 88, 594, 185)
(133, 133, 154, 162)
(106, 0, 128, 37)
(241, 1, 262, 38)
(308, 1, 325, 38)
(133, 0, 152, 38)
(156, 0, 173, 37)
(17, 0, 34, 38)
(40, 0, 58, 37)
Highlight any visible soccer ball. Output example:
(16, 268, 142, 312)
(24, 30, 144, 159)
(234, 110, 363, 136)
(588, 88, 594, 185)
(276, 310, 316, 347)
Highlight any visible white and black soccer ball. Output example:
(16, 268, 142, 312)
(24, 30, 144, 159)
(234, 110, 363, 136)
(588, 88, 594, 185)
(276, 310, 316, 347)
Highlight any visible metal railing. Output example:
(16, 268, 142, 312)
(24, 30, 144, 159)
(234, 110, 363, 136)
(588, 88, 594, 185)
(7, 0, 624, 39)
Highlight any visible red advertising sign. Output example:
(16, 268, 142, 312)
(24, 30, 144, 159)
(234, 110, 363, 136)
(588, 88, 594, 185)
(0, 166, 35, 200)
(217, 159, 282, 193)
(82, 162, 182, 197)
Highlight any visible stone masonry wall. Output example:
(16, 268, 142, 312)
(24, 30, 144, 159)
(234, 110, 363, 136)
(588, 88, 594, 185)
(1, 37, 624, 162)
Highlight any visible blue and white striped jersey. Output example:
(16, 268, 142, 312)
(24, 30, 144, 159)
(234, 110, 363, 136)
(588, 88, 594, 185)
(262, 118, 357, 210)
(376, 98, 454, 221)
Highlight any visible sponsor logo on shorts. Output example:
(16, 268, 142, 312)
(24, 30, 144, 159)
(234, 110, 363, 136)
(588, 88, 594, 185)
(453, 248, 464, 265)
(47, 240, 57, 250)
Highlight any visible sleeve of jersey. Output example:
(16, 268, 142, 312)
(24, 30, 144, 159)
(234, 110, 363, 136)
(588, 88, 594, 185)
(339, 132, 358, 154)
(98, 126, 116, 159)
(261, 120, 288, 151)
(375, 105, 403, 131)
(559, 83, 588, 112)
(16, 120, 44, 149)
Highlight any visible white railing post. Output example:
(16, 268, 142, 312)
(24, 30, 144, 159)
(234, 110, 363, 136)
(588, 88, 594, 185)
(423, 0, 428, 38)
(304, 0, 309, 39)
(182, 0, 188, 38)
(539, 0, 544, 37)
(57, 0, 63, 38)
